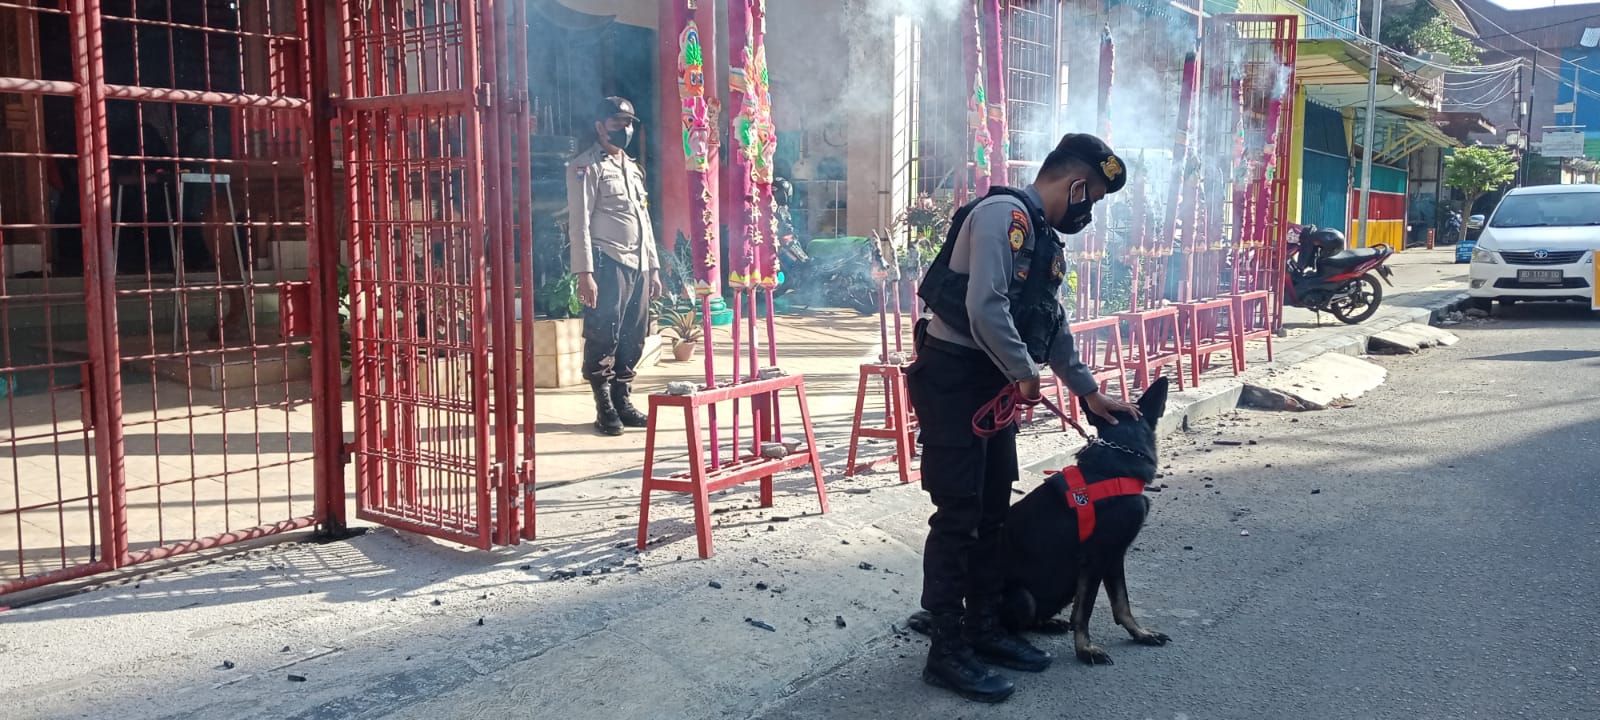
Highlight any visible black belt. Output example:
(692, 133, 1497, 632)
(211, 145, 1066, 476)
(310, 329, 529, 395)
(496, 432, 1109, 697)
(915, 318, 990, 360)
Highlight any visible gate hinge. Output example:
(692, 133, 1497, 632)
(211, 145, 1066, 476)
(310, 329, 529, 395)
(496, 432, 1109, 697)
(476, 82, 493, 108)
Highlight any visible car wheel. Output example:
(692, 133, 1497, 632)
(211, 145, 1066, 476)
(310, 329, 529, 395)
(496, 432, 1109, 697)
(1466, 297, 1493, 314)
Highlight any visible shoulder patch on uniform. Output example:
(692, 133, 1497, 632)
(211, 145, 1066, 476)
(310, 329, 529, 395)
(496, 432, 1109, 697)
(1008, 209, 1028, 251)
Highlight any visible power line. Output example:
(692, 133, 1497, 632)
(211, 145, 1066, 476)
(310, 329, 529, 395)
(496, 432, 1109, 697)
(1270, 0, 1529, 76)
(1458, 1, 1600, 83)
(1442, 74, 1519, 108)
(1470, 12, 1600, 42)
(1535, 63, 1600, 105)
(1444, 67, 1522, 89)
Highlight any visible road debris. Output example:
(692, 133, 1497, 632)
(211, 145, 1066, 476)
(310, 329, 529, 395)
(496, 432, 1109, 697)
(745, 618, 777, 632)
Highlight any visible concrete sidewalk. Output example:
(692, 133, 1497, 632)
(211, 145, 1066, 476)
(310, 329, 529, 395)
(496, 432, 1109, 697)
(0, 251, 1471, 720)
(537, 248, 1467, 486)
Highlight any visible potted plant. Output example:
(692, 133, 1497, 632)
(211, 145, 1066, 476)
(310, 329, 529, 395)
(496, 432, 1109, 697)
(534, 272, 583, 320)
(659, 303, 703, 362)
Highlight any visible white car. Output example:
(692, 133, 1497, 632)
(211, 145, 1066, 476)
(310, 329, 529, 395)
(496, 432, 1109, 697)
(1467, 184, 1600, 312)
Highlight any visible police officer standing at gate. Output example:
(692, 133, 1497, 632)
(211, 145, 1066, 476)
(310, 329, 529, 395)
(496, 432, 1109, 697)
(908, 134, 1141, 703)
(567, 97, 662, 436)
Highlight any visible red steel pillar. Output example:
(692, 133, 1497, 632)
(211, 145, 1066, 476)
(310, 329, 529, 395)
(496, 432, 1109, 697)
(306, 0, 348, 535)
(69, 0, 130, 567)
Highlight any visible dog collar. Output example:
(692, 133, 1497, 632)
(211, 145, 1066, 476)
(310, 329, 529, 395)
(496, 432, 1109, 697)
(1061, 466, 1147, 543)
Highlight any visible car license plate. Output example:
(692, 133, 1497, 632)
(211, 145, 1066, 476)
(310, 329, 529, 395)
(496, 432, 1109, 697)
(1518, 269, 1563, 284)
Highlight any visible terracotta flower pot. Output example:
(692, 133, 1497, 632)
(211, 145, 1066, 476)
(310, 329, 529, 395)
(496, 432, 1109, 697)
(672, 341, 698, 362)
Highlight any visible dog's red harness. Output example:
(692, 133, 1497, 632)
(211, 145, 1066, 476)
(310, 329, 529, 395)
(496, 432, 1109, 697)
(1060, 466, 1146, 543)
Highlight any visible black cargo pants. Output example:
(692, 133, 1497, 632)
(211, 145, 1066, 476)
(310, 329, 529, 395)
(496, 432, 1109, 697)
(582, 253, 648, 384)
(905, 321, 1018, 619)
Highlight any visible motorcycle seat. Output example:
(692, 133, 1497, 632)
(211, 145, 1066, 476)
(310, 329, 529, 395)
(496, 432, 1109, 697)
(1319, 247, 1384, 268)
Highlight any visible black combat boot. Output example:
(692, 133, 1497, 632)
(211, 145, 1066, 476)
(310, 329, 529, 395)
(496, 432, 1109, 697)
(964, 604, 1052, 673)
(922, 613, 1014, 703)
(610, 381, 649, 428)
(591, 381, 624, 436)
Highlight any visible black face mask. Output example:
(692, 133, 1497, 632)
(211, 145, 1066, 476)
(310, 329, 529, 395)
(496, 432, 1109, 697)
(606, 126, 633, 150)
(1052, 181, 1095, 235)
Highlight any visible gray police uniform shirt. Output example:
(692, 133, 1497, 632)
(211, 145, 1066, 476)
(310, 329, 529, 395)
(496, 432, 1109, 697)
(566, 143, 658, 274)
(925, 184, 1100, 397)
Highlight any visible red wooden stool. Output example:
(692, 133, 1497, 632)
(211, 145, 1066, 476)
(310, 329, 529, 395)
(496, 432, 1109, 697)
(1071, 315, 1132, 400)
(846, 363, 920, 484)
(1117, 307, 1187, 392)
(1176, 297, 1236, 387)
(1228, 290, 1275, 372)
(1022, 316, 1131, 428)
(637, 374, 828, 558)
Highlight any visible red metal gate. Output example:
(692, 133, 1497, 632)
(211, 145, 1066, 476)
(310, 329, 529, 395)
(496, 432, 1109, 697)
(1, 0, 343, 596)
(337, 0, 530, 549)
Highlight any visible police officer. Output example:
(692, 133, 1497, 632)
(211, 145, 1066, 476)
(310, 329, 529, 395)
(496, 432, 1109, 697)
(567, 96, 662, 436)
(908, 134, 1141, 703)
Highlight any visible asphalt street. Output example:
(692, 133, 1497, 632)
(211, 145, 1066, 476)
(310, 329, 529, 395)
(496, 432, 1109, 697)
(754, 303, 1600, 720)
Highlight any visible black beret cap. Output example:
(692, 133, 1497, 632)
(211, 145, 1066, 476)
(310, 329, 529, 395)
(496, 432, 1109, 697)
(1053, 133, 1127, 194)
(595, 96, 639, 123)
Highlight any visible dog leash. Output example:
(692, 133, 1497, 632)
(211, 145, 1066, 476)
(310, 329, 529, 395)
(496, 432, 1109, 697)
(972, 384, 1091, 440)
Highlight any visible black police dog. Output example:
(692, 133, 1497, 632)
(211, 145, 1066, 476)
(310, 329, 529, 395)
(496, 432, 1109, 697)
(909, 376, 1171, 666)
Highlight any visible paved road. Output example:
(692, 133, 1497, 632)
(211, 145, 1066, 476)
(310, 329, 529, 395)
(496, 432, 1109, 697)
(755, 303, 1600, 720)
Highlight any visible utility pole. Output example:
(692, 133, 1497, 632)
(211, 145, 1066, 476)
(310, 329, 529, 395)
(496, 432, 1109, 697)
(1356, 0, 1385, 248)
(1513, 66, 1525, 186)
(1520, 55, 1537, 186)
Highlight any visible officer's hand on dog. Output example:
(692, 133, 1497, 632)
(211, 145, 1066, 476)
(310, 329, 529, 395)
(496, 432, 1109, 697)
(1084, 391, 1141, 425)
(577, 273, 599, 308)
(1016, 377, 1042, 402)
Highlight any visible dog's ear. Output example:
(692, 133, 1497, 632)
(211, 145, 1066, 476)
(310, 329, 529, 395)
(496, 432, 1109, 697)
(1138, 376, 1170, 424)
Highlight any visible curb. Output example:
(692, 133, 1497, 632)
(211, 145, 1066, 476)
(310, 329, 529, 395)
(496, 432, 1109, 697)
(1024, 291, 1469, 476)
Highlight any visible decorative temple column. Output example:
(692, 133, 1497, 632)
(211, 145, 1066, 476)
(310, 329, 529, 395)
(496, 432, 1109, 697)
(667, 1, 721, 371)
(963, 0, 993, 198)
(980, 0, 1009, 188)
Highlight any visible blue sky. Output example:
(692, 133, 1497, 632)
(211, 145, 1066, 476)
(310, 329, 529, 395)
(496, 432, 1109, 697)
(1489, 0, 1600, 10)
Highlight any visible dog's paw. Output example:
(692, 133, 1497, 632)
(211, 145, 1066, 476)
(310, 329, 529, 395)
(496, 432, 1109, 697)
(1032, 618, 1073, 635)
(1132, 630, 1171, 646)
(1075, 645, 1114, 666)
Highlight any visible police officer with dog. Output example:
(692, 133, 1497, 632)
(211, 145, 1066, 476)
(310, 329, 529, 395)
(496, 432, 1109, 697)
(908, 134, 1141, 703)
(567, 96, 663, 437)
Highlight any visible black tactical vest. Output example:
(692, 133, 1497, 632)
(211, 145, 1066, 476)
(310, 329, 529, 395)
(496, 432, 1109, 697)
(917, 186, 1066, 364)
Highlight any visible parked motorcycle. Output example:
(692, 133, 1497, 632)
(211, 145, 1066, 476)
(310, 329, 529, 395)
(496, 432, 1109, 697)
(778, 236, 882, 315)
(1284, 226, 1395, 324)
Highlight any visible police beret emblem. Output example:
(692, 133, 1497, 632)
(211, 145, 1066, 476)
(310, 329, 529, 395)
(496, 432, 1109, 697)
(1101, 156, 1123, 181)
(1009, 210, 1028, 251)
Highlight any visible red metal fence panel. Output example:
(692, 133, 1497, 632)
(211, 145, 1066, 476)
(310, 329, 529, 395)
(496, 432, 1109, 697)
(338, 0, 500, 550)
(2, 0, 342, 596)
